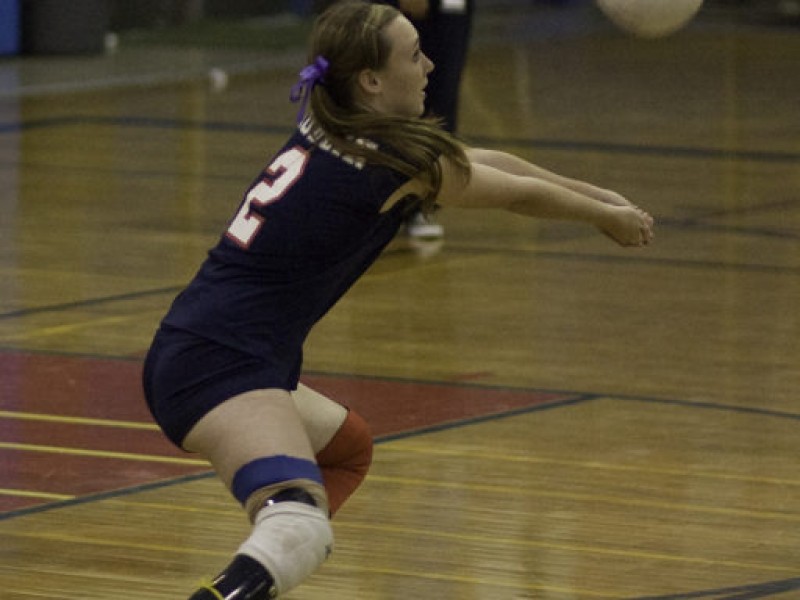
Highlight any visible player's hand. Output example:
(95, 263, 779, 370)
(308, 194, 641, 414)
(599, 205, 654, 247)
(397, 0, 430, 19)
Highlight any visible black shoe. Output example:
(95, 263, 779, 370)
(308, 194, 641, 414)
(188, 554, 276, 600)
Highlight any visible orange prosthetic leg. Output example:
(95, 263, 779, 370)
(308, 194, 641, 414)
(314, 409, 373, 516)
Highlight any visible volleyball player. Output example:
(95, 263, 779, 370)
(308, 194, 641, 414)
(142, 2, 654, 598)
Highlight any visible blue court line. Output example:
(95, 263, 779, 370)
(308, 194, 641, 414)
(1, 114, 798, 164)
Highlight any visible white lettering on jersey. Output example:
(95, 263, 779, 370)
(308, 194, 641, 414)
(226, 146, 309, 248)
(299, 116, 367, 169)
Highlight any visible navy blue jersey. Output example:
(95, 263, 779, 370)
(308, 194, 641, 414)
(160, 117, 414, 387)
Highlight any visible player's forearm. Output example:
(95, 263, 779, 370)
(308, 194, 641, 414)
(503, 175, 614, 227)
(466, 147, 627, 206)
(437, 158, 652, 247)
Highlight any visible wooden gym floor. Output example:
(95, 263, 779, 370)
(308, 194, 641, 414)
(1, 2, 798, 598)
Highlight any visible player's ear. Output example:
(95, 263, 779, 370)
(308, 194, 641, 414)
(357, 68, 382, 97)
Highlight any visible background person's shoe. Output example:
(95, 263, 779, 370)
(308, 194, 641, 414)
(405, 211, 444, 239)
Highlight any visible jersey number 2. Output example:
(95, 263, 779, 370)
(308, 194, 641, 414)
(226, 146, 309, 248)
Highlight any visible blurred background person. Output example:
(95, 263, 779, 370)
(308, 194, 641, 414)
(391, 0, 475, 238)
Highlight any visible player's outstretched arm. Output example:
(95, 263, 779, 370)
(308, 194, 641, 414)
(465, 147, 632, 208)
(435, 153, 654, 247)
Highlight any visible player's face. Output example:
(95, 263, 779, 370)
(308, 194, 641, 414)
(372, 16, 434, 117)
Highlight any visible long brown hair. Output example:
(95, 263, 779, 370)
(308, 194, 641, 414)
(306, 0, 470, 209)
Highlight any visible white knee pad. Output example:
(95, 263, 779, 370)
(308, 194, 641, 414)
(237, 501, 333, 596)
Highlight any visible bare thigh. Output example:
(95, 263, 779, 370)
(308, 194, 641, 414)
(183, 388, 315, 489)
(291, 383, 348, 454)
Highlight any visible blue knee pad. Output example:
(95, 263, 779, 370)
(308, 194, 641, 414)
(231, 455, 324, 506)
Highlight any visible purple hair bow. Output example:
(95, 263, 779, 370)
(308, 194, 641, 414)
(289, 55, 329, 123)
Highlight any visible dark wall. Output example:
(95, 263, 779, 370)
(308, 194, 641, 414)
(22, 0, 109, 53)
(109, 0, 288, 30)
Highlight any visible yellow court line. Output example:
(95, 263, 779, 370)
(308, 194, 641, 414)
(381, 443, 800, 487)
(108, 499, 236, 516)
(337, 520, 796, 575)
(0, 410, 159, 431)
(4, 530, 228, 559)
(366, 474, 800, 523)
(0, 441, 208, 466)
(0, 313, 164, 341)
(3, 530, 615, 598)
(329, 562, 620, 598)
(99, 498, 796, 576)
(0, 488, 74, 500)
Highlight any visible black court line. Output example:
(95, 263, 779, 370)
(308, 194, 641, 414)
(655, 218, 800, 242)
(441, 246, 800, 277)
(1, 114, 799, 165)
(612, 395, 800, 422)
(2, 242, 799, 327)
(466, 133, 800, 165)
(1, 368, 797, 594)
(628, 576, 800, 599)
(1, 370, 798, 523)
(1, 113, 797, 244)
(0, 344, 143, 363)
(374, 392, 596, 444)
(684, 197, 800, 222)
(0, 116, 83, 134)
(2, 114, 797, 243)
(0, 391, 594, 522)
(0, 284, 183, 321)
(0, 115, 289, 136)
(0, 470, 216, 523)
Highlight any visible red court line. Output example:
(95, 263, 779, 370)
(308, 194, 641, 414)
(0, 351, 570, 513)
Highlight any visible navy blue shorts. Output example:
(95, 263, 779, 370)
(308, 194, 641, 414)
(142, 326, 301, 447)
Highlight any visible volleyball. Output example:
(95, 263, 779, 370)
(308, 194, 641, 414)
(595, 0, 704, 38)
